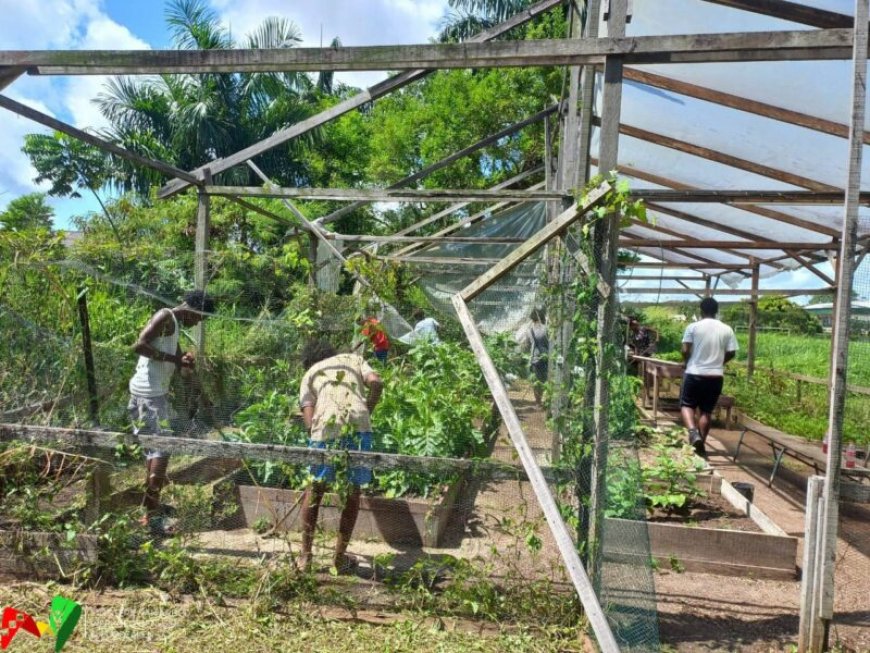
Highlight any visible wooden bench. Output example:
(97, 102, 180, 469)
(733, 415, 870, 487)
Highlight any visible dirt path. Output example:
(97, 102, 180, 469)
(650, 409, 870, 653)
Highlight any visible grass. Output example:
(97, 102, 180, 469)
(731, 331, 870, 387)
(640, 308, 870, 443)
(0, 582, 588, 653)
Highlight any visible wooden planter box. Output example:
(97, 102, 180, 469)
(233, 478, 464, 547)
(0, 530, 98, 579)
(604, 476, 798, 580)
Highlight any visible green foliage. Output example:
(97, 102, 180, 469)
(230, 390, 310, 488)
(372, 341, 492, 498)
(0, 193, 55, 232)
(721, 295, 822, 335)
(606, 429, 706, 519)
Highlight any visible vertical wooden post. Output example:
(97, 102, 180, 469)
(194, 168, 212, 356)
(704, 275, 712, 297)
(799, 475, 824, 652)
(589, 0, 628, 586)
(747, 259, 760, 379)
(452, 295, 621, 653)
(76, 287, 99, 424)
(308, 233, 319, 288)
(815, 1, 868, 650)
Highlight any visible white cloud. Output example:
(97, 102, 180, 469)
(213, 0, 448, 88)
(0, 0, 149, 223)
(63, 15, 151, 130)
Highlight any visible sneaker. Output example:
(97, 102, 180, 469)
(687, 429, 707, 459)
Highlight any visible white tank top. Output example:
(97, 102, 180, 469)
(129, 310, 179, 398)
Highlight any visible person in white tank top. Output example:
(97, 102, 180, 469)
(128, 290, 214, 533)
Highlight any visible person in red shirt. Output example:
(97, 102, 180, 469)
(359, 316, 390, 363)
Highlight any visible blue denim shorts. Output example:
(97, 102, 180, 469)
(308, 432, 373, 486)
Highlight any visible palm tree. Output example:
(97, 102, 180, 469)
(94, 0, 334, 194)
(438, 0, 536, 42)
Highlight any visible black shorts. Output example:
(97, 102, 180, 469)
(680, 374, 724, 414)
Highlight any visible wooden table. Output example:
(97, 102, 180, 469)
(631, 355, 685, 426)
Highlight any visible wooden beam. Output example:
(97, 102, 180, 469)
(157, 0, 565, 199)
(815, 1, 869, 648)
(646, 202, 782, 243)
(632, 189, 870, 205)
(621, 287, 833, 296)
(451, 296, 621, 653)
(224, 196, 299, 229)
(617, 275, 707, 281)
(193, 169, 211, 356)
(0, 94, 201, 186)
(388, 255, 503, 266)
(8, 29, 859, 76)
(0, 424, 556, 482)
(747, 259, 760, 377)
(316, 107, 557, 226)
(608, 160, 843, 237)
(628, 261, 747, 269)
(626, 219, 760, 264)
(460, 182, 611, 301)
(203, 186, 565, 202)
(698, 0, 853, 29)
(326, 234, 525, 245)
(387, 168, 544, 257)
(607, 120, 840, 192)
(394, 181, 547, 258)
(786, 250, 837, 286)
(0, 67, 24, 92)
(623, 67, 870, 146)
(619, 239, 835, 250)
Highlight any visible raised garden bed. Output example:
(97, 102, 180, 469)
(0, 530, 98, 579)
(605, 475, 797, 579)
(230, 475, 465, 547)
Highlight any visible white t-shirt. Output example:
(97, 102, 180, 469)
(682, 318, 738, 377)
(399, 317, 440, 345)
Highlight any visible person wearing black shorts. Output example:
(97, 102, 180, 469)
(680, 298, 738, 459)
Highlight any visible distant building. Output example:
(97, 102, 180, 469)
(62, 231, 83, 248)
(804, 301, 870, 330)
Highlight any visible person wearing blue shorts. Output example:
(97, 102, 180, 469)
(298, 339, 383, 573)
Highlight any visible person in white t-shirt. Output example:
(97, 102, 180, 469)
(399, 308, 440, 345)
(680, 297, 738, 459)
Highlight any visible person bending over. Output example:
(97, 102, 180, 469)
(679, 297, 737, 459)
(128, 290, 214, 533)
(298, 339, 383, 573)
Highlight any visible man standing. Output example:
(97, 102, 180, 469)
(298, 340, 383, 573)
(128, 290, 214, 533)
(680, 297, 738, 459)
(515, 308, 549, 406)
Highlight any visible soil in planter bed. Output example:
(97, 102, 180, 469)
(646, 491, 762, 533)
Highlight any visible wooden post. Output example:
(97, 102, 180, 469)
(815, 1, 868, 650)
(76, 287, 99, 424)
(589, 0, 628, 586)
(798, 475, 824, 652)
(747, 259, 760, 378)
(194, 168, 212, 356)
(451, 295, 621, 653)
(704, 275, 712, 297)
(309, 234, 319, 288)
